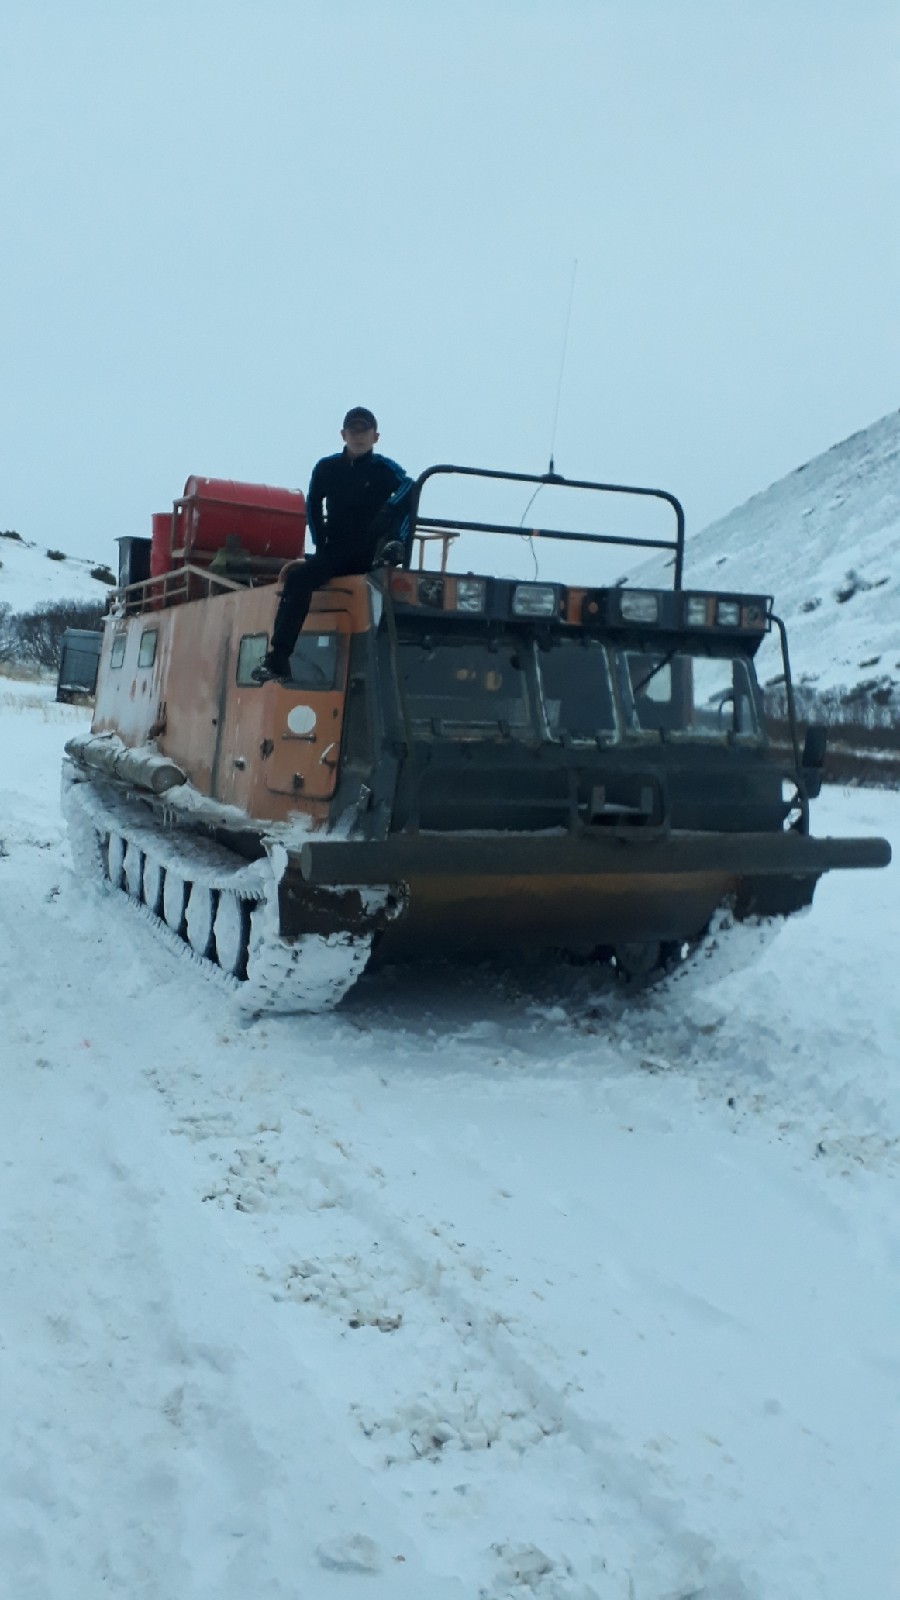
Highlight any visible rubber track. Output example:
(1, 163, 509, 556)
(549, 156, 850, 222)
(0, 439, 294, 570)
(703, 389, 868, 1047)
(62, 769, 371, 1014)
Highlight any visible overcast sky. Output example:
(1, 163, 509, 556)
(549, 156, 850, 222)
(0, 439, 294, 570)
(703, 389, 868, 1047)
(1, 1, 898, 582)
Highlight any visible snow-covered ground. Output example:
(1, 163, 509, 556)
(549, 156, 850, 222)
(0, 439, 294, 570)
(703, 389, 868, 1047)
(1, 676, 897, 1600)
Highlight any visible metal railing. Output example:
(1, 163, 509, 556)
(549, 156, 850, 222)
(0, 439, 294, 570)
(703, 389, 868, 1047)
(110, 561, 280, 617)
(407, 465, 687, 589)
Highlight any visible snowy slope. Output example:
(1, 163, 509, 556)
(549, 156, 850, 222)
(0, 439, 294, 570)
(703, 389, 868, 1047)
(0, 531, 113, 612)
(628, 409, 900, 699)
(1, 681, 898, 1600)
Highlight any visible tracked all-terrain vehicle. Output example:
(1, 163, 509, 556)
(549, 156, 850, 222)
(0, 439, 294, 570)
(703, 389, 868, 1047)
(63, 466, 891, 1010)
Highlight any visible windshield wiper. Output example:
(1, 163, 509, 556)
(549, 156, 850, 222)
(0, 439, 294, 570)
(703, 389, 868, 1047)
(632, 647, 678, 695)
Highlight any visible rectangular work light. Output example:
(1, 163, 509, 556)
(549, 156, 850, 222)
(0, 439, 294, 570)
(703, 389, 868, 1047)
(684, 596, 709, 626)
(455, 577, 487, 613)
(619, 590, 660, 623)
(511, 583, 558, 618)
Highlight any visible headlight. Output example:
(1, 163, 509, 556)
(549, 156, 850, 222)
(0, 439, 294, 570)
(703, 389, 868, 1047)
(619, 590, 659, 623)
(512, 583, 557, 617)
(455, 577, 486, 613)
(716, 600, 741, 627)
(684, 596, 709, 626)
(418, 576, 445, 609)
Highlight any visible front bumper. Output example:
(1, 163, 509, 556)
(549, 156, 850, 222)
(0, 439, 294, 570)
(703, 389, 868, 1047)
(297, 829, 891, 885)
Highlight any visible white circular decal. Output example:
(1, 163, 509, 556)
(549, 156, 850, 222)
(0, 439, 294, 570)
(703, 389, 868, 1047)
(287, 704, 317, 736)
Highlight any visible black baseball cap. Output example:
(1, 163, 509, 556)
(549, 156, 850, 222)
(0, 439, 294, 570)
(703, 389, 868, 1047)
(343, 406, 377, 430)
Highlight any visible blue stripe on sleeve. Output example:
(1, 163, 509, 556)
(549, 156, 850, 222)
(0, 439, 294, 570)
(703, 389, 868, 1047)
(375, 455, 413, 506)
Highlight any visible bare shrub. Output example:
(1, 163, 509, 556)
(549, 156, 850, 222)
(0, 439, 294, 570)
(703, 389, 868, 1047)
(2, 598, 106, 670)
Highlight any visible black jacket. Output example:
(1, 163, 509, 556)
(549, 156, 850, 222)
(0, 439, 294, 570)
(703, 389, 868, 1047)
(306, 449, 411, 556)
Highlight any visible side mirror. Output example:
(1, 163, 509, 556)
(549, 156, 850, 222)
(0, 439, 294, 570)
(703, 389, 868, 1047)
(801, 723, 827, 798)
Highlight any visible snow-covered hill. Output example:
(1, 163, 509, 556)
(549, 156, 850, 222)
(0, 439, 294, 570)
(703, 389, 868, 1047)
(629, 409, 900, 701)
(0, 530, 113, 613)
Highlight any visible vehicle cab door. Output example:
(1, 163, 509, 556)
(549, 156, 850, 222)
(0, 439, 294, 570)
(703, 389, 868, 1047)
(263, 623, 348, 800)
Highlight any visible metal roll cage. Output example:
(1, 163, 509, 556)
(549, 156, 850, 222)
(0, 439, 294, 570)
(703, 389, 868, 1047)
(406, 464, 686, 590)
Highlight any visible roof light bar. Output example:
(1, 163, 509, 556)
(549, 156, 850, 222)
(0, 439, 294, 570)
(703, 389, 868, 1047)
(581, 586, 772, 639)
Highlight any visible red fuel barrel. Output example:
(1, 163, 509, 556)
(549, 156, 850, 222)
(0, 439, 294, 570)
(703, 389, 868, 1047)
(180, 476, 306, 563)
(150, 512, 173, 578)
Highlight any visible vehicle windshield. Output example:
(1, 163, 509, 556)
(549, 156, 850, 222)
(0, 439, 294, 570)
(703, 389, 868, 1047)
(397, 638, 532, 737)
(621, 650, 762, 740)
(537, 638, 617, 742)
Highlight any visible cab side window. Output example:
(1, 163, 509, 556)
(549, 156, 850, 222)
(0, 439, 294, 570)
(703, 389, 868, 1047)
(138, 630, 157, 668)
(238, 631, 340, 689)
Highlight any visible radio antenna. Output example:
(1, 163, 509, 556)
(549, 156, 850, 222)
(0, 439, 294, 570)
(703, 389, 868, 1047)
(547, 256, 578, 477)
(518, 258, 578, 576)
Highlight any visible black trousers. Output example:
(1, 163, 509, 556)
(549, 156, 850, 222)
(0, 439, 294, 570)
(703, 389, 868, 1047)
(271, 544, 373, 660)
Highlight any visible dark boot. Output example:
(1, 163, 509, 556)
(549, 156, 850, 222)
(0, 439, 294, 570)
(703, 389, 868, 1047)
(251, 649, 291, 684)
(372, 539, 405, 568)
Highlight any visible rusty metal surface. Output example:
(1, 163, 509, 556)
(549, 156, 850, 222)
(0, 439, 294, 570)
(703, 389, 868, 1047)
(297, 829, 891, 886)
(275, 864, 734, 960)
(368, 870, 732, 962)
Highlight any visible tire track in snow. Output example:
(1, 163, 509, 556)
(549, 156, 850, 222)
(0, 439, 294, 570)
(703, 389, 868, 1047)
(151, 1049, 760, 1600)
